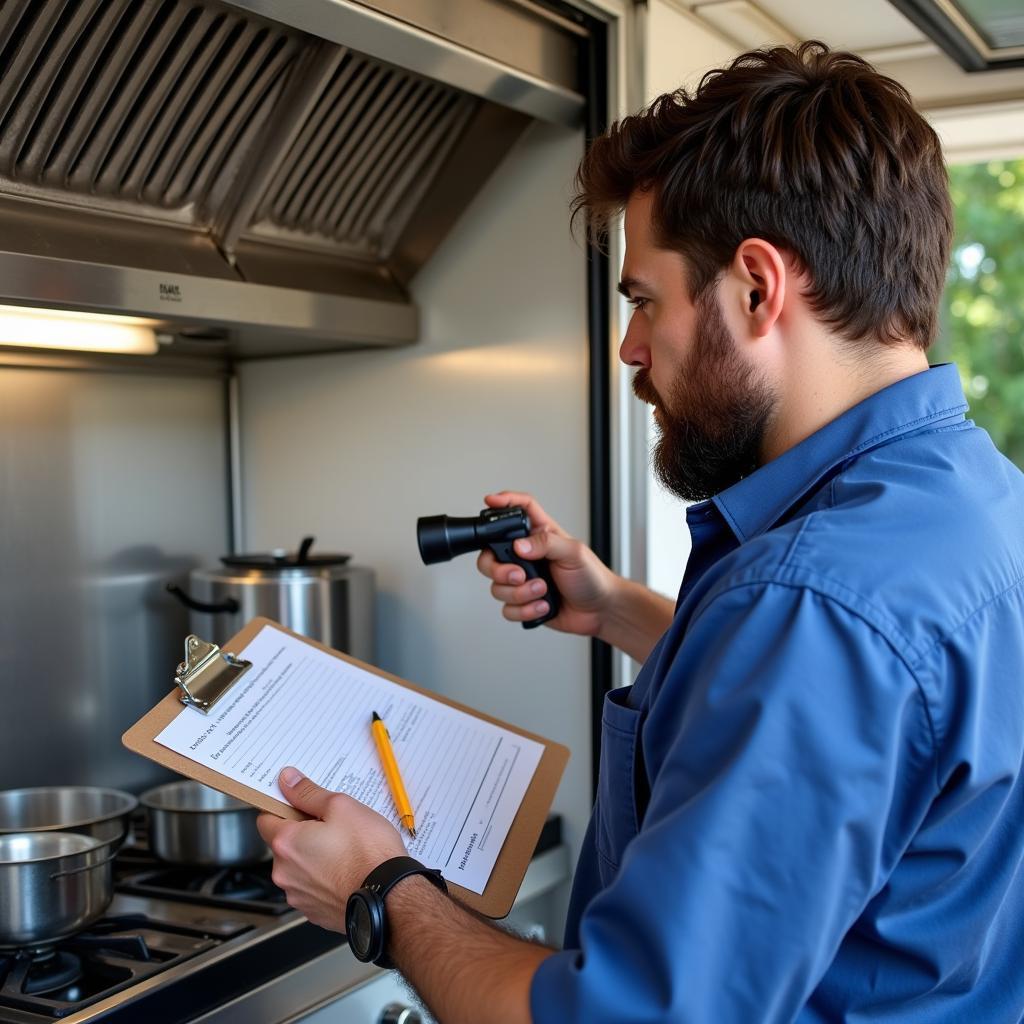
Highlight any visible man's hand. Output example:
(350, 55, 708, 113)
(478, 490, 619, 636)
(479, 490, 676, 662)
(261, 767, 551, 1024)
(256, 767, 405, 931)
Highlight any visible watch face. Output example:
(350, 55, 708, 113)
(346, 894, 374, 961)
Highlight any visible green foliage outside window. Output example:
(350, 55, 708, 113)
(932, 158, 1024, 468)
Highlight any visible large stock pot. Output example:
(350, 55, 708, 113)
(167, 536, 374, 659)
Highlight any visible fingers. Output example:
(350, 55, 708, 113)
(278, 767, 335, 818)
(502, 597, 551, 624)
(485, 546, 556, 624)
(490, 576, 548, 607)
(256, 812, 287, 844)
(510, 526, 578, 566)
(476, 547, 527, 585)
(483, 491, 561, 534)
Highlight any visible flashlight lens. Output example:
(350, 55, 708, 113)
(417, 515, 452, 564)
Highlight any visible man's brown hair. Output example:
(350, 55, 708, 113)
(574, 41, 953, 349)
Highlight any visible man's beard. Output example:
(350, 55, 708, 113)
(633, 294, 777, 503)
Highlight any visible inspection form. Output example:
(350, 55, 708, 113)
(155, 624, 544, 895)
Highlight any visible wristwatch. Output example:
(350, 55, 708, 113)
(345, 855, 448, 968)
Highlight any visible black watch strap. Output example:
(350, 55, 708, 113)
(359, 856, 447, 969)
(363, 855, 448, 901)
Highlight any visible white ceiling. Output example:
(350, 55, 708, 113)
(661, 0, 1024, 158)
(711, 0, 925, 51)
(670, 0, 1024, 107)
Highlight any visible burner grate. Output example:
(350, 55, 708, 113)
(0, 918, 218, 1019)
(118, 865, 290, 915)
(18, 951, 83, 997)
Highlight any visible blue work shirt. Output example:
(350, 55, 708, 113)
(531, 364, 1024, 1022)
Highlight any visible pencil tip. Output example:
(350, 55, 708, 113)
(372, 710, 381, 722)
(410, 828, 417, 839)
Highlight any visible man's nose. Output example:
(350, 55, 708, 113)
(619, 319, 650, 368)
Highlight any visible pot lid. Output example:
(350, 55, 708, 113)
(220, 536, 350, 570)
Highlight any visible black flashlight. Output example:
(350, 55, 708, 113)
(417, 506, 561, 629)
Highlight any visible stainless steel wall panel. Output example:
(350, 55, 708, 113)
(0, 368, 229, 792)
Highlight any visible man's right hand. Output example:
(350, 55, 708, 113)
(476, 491, 617, 638)
(476, 491, 677, 662)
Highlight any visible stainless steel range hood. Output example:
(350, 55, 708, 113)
(0, 0, 587, 362)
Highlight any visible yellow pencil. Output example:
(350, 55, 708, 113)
(371, 711, 417, 838)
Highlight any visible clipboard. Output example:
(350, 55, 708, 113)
(123, 616, 569, 918)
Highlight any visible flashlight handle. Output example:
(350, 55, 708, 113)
(487, 541, 561, 630)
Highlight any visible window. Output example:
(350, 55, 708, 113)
(932, 157, 1024, 468)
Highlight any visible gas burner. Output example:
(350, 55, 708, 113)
(117, 865, 289, 915)
(186, 866, 277, 902)
(15, 951, 83, 997)
(0, 917, 218, 1019)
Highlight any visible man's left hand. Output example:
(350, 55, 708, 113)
(257, 767, 406, 931)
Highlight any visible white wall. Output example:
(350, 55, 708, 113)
(236, 121, 592, 899)
(638, 0, 731, 599)
(646, 0, 738, 98)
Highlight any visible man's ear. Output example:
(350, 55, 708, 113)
(730, 239, 786, 338)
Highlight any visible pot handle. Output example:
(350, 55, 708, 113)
(50, 850, 119, 880)
(166, 583, 240, 615)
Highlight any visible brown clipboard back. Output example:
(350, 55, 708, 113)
(122, 616, 569, 918)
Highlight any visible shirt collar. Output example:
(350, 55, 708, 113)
(709, 363, 969, 544)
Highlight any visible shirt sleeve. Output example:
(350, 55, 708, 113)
(531, 581, 937, 1024)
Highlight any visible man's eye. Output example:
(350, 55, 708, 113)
(629, 297, 650, 313)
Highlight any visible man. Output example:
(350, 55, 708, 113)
(257, 42, 1024, 1022)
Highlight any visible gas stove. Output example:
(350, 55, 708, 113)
(0, 845, 376, 1024)
(0, 815, 565, 1024)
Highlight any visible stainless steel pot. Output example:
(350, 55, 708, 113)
(0, 787, 138, 849)
(141, 781, 269, 866)
(0, 832, 114, 948)
(167, 536, 374, 659)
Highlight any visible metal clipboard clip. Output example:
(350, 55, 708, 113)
(174, 635, 252, 714)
